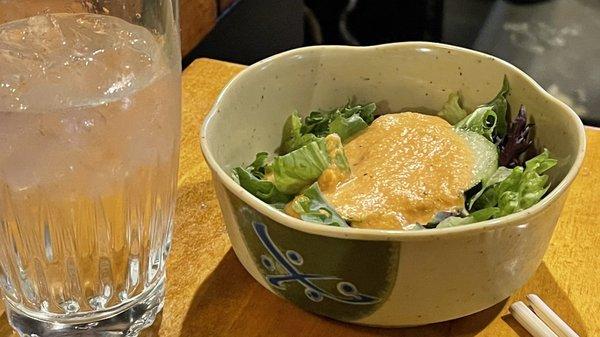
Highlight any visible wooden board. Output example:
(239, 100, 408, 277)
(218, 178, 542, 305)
(180, 0, 217, 56)
(1, 59, 598, 337)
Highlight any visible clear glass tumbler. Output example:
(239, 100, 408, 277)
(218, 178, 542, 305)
(0, 1, 181, 336)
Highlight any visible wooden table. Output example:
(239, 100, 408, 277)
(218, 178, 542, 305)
(1, 59, 599, 337)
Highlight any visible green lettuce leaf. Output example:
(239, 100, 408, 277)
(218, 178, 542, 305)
(280, 112, 320, 154)
(232, 167, 292, 204)
(238, 133, 352, 202)
(272, 134, 353, 194)
(338, 102, 377, 124)
(304, 102, 376, 131)
(454, 106, 498, 140)
(524, 148, 557, 175)
(479, 75, 510, 137)
(451, 77, 510, 139)
(515, 149, 557, 211)
(468, 149, 557, 216)
(323, 103, 375, 141)
(357, 102, 377, 124)
(438, 92, 467, 124)
(437, 207, 499, 228)
(323, 133, 351, 173)
(468, 166, 514, 210)
(282, 102, 376, 151)
(286, 183, 348, 227)
(423, 210, 464, 228)
(329, 113, 369, 142)
(302, 110, 331, 137)
(271, 139, 329, 194)
(269, 138, 329, 194)
(247, 152, 269, 178)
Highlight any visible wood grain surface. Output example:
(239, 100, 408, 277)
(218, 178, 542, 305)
(180, 0, 217, 56)
(1, 59, 598, 337)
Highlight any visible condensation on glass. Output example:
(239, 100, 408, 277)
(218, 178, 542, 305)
(0, 1, 181, 336)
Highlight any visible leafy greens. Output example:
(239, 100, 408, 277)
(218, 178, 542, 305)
(440, 76, 509, 142)
(438, 92, 467, 124)
(279, 112, 320, 155)
(233, 166, 292, 204)
(437, 207, 500, 228)
(480, 75, 510, 137)
(271, 134, 350, 194)
(234, 132, 352, 222)
(454, 106, 498, 141)
(286, 183, 349, 227)
(431, 76, 556, 228)
(468, 149, 557, 216)
(232, 78, 557, 230)
(271, 139, 330, 194)
(279, 102, 376, 154)
(499, 105, 534, 168)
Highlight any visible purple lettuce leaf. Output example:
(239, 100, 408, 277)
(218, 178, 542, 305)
(498, 105, 536, 168)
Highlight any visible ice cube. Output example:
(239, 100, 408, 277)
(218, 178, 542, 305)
(0, 13, 161, 112)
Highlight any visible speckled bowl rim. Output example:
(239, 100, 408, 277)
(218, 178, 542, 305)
(201, 42, 586, 241)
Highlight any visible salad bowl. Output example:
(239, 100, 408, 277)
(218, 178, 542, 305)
(200, 42, 585, 326)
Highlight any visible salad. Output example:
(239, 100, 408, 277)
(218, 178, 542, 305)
(232, 77, 557, 230)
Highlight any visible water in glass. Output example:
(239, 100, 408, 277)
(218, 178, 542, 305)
(0, 12, 180, 336)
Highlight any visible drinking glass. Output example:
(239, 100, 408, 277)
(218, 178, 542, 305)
(0, 1, 181, 335)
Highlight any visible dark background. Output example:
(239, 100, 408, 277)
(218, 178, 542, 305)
(184, 0, 600, 125)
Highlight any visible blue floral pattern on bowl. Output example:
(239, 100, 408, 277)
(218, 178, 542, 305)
(227, 196, 399, 321)
(253, 222, 380, 305)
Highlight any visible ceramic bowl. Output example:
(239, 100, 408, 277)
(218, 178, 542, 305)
(200, 42, 586, 326)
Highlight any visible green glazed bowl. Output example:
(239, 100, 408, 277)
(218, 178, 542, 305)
(200, 42, 585, 326)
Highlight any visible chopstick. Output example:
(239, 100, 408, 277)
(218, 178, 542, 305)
(509, 294, 581, 337)
(526, 294, 580, 337)
(510, 301, 558, 337)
